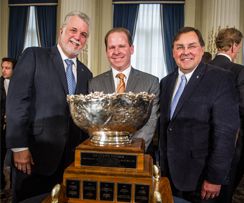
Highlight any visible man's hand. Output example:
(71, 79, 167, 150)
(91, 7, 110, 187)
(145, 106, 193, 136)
(13, 149, 34, 175)
(201, 180, 221, 200)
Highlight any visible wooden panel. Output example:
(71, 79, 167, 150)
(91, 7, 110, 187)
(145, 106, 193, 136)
(75, 139, 145, 171)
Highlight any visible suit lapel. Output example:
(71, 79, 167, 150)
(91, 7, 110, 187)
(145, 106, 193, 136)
(165, 72, 178, 119)
(126, 68, 139, 92)
(103, 70, 115, 93)
(76, 62, 88, 94)
(50, 46, 68, 94)
(171, 63, 206, 120)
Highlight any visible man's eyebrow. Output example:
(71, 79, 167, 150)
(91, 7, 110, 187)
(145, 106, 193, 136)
(175, 42, 199, 46)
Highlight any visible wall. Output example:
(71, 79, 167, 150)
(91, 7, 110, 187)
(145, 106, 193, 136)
(0, 0, 9, 62)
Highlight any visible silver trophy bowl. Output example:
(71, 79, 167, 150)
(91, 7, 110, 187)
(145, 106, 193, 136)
(67, 92, 155, 146)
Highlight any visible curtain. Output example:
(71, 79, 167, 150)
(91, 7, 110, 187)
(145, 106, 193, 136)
(132, 4, 167, 80)
(8, 6, 28, 59)
(36, 6, 57, 47)
(113, 4, 139, 40)
(161, 4, 184, 73)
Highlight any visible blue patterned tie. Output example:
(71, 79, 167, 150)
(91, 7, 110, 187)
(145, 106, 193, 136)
(65, 59, 76, 95)
(170, 75, 186, 119)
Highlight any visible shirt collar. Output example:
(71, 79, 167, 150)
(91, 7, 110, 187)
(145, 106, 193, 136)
(178, 68, 196, 83)
(112, 66, 132, 80)
(217, 53, 232, 61)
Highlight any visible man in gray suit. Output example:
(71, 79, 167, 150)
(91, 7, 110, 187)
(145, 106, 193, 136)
(89, 27, 159, 152)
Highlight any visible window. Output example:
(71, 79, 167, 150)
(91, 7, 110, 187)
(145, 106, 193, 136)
(131, 4, 167, 80)
(23, 6, 40, 49)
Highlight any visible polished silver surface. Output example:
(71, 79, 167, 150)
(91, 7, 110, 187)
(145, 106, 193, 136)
(67, 92, 155, 146)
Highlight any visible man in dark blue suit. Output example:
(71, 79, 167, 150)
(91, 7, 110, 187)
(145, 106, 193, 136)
(210, 27, 244, 203)
(0, 57, 16, 195)
(159, 27, 240, 203)
(6, 11, 93, 202)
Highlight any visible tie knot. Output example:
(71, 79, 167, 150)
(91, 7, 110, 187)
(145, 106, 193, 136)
(116, 73, 125, 80)
(181, 74, 186, 82)
(65, 59, 74, 66)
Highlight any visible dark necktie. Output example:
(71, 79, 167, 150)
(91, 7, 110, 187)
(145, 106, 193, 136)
(170, 75, 186, 119)
(65, 59, 76, 95)
(116, 73, 126, 93)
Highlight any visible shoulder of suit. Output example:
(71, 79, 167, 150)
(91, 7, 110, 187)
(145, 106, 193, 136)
(91, 70, 111, 81)
(22, 46, 53, 57)
(205, 63, 235, 80)
(132, 68, 159, 81)
(232, 62, 244, 70)
(160, 69, 176, 81)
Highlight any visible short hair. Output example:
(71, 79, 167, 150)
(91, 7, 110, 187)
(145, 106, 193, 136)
(215, 27, 243, 51)
(1, 57, 17, 69)
(62, 11, 90, 30)
(104, 27, 133, 50)
(172, 27, 205, 48)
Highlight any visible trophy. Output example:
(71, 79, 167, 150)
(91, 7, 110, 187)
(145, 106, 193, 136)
(59, 92, 172, 203)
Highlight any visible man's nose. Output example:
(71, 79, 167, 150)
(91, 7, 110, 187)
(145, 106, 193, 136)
(182, 47, 191, 54)
(113, 47, 120, 54)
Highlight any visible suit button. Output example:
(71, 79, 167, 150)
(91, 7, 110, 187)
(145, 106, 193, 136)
(168, 128, 172, 132)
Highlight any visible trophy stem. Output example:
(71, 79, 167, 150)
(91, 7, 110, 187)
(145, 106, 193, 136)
(90, 131, 132, 146)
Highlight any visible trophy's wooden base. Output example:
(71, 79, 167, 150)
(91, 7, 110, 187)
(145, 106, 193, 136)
(49, 138, 174, 203)
(64, 156, 153, 202)
(64, 139, 154, 202)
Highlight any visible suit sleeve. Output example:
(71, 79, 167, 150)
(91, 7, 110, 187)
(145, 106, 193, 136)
(133, 76, 160, 150)
(6, 48, 35, 148)
(206, 71, 240, 184)
(237, 68, 244, 120)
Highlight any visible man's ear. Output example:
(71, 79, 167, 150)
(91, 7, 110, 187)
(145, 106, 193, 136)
(231, 44, 235, 53)
(60, 28, 63, 35)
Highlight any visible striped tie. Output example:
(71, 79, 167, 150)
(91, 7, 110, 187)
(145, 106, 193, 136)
(116, 73, 126, 93)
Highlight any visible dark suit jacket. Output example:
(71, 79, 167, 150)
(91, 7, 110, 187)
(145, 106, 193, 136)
(159, 62, 239, 191)
(88, 68, 159, 149)
(0, 77, 6, 132)
(0, 77, 6, 179)
(6, 46, 93, 176)
(210, 54, 244, 119)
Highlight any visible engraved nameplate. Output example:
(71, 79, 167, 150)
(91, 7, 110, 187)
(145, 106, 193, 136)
(66, 179, 80, 199)
(135, 184, 150, 203)
(83, 181, 97, 200)
(117, 183, 132, 202)
(100, 182, 114, 201)
(80, 152, 137, 168)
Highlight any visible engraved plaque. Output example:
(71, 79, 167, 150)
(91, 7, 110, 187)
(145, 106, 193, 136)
(100, 182, 114, 201)
(81, 152, 137, 168)
(66, 179, 80, 198)
(83, 181, 97, 200)
(117, 183, 132, 202)
(135, 184, 150, 203)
